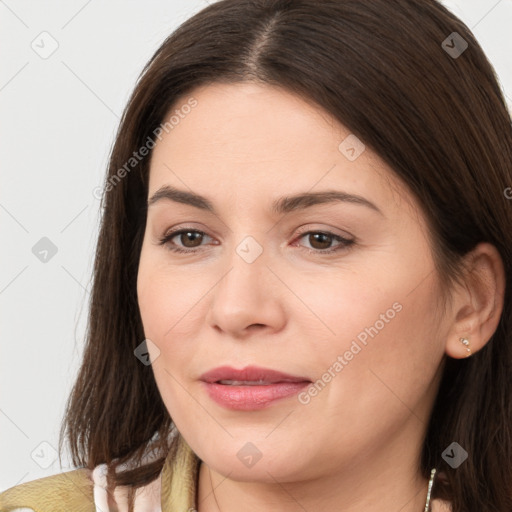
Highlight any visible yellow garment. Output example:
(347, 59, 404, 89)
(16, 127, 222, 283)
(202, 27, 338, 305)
(0, 433, 200, 512)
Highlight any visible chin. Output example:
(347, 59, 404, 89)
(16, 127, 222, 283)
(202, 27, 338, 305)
(200, 441, 312, 483)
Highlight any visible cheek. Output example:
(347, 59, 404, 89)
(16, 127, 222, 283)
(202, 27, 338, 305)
(300, 272, 443, 435)
(137, 257, 201, 429)
(287, 264, 404, 360)
(137, 251, 207, 343)
(136, 252, 213, 426)
(294, 255, 443, 397)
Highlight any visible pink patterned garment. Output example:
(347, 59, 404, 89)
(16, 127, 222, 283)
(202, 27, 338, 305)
(91, 463, 162, 512)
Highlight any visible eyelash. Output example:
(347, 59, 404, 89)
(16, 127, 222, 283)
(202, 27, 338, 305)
(157, 227, 355, 255)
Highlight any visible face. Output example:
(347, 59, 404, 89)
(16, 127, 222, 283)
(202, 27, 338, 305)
(137, 82, 448, 484)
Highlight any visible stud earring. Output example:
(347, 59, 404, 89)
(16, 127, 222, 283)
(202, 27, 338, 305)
(459, 337, 471, 357)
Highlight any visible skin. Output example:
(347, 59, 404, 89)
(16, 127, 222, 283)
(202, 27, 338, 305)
(136, 82, 505, 512)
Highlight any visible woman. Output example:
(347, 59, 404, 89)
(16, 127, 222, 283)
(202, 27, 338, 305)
(1, 0, 511, 511)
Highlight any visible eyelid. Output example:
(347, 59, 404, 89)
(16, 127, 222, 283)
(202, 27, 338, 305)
(293, 224, 353, 240)
(157, 216, 351, 237)
(158, 224, 355, 255)
(160, 223, 352, 243)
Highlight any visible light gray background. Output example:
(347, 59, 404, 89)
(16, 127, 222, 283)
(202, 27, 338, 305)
(1, 0, 511, 492)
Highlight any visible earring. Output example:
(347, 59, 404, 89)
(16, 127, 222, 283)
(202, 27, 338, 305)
(459, 337, 471, 357)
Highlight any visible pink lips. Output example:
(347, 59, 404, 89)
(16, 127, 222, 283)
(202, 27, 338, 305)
(199, 365, 311, 411)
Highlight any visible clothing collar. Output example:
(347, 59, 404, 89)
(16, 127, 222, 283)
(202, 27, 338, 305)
(161, 432, 201, 511)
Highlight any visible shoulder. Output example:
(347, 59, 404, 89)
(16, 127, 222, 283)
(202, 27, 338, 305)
(0, 468, 94, 512)
(0, 433, 199, 512)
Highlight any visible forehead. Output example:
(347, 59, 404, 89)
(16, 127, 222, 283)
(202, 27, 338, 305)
(147, 82, 418, 221)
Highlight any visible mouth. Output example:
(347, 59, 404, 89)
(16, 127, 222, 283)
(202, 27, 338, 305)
(216, 379, 289, 386)
(199, 365, 311, 410)
(200, 365, 311, 384)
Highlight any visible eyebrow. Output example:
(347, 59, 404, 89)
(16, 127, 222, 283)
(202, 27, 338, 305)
(147, 185, 384, 216)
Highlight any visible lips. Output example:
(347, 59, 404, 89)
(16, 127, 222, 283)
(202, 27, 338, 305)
(199, 365, 311, 385)
(200, 366, 312, 410)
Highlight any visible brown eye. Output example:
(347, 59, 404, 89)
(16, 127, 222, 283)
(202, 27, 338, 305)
(307, 232, 334, 250)
(158, 229, 213, 253)
(159, 228, 354, 255)
(295, 230, 355, 254)
(177, 231, 204, 248)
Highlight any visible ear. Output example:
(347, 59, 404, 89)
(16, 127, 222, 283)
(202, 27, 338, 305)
(445, 242, 506, 359)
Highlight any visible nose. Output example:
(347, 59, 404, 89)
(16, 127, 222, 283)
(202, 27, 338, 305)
(205, 237, 286, 339)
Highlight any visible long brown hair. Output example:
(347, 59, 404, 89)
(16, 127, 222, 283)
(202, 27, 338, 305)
(59, 1, 512, 510)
